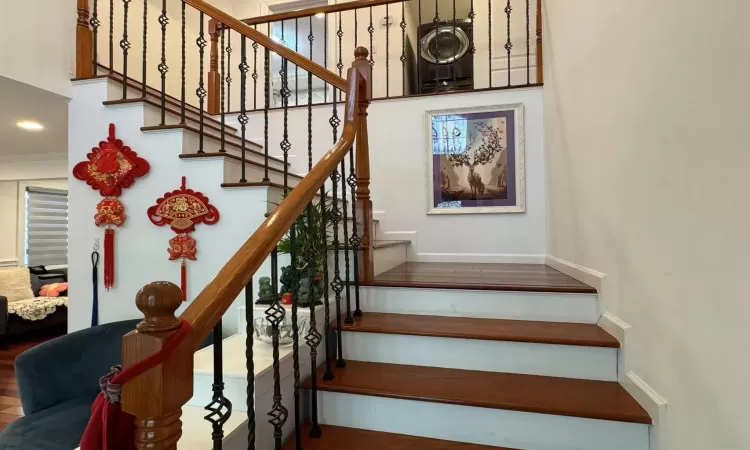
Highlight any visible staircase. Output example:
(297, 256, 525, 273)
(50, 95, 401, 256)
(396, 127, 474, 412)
(66, 0, 654, 448)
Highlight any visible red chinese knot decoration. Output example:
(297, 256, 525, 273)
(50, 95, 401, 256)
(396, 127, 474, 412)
(73, 124, 149, 289)
(148, 177, 219, 301)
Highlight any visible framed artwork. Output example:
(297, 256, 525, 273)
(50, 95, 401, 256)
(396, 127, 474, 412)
(426, 103, 525, 215)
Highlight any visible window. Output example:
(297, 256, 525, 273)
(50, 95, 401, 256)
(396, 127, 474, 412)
(25, 187, 68, 267)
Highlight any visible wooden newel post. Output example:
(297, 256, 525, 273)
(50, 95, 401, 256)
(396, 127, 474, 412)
(76, 0, 94, 78)
(535, 0, 543, 84)
(122, 282, 194, 449)
(207, 20, 221, 115)
(352, 47, 374, 282)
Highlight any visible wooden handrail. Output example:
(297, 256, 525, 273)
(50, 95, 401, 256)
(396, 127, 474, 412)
(183, 0, 347, 91)
(235, 0, 407, 27)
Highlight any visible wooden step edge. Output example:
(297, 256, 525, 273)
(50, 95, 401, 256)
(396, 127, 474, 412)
(357, 279, 598, 294)
(283, 424, 516, 450)
(338, 313, 620, 348)
(372, 240, 410, 249)
(103, 97, 236, 136)
(141, 123, 281, 165)
(178, 153, 303, 181)
(305, 361, 652, 425)
(222, 181, 347, 204)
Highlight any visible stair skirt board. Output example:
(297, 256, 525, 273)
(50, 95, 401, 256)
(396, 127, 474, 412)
(359, 286, 600, 323)
(341, 332, 617, 381)
(313, 391, 649, 450)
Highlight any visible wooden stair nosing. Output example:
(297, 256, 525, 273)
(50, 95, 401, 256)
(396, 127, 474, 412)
(358, 279, 598, 294)
(339, 312, 620, 348)
(372, 240, 410, 249)
(282, 424, 516, 450)
(103, 97, 237, 140)
(179, 153, 303, 181)
(305, 360, 652, 425)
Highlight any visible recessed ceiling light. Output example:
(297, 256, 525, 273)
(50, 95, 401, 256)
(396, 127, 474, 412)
(315, 12, 325, 19)
(16, 121, 44, 131)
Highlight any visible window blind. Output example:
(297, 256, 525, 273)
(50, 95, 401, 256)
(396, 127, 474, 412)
(25, 187, 68, 267)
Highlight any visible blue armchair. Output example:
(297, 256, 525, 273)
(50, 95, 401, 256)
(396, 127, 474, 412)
(0, 319, 140, 450)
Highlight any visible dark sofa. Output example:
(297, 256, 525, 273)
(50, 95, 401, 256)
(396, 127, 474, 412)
(0, 269, 68, 343)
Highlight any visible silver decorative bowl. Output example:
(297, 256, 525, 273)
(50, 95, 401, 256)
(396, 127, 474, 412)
(253, 316, 308, 347)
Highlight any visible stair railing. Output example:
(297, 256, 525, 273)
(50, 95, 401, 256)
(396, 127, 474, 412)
(73, 0, 374, 447)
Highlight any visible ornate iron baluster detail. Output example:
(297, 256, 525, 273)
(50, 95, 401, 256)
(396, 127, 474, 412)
(238, 36, 249, 182)
(197, 12, 208, 153)
(90, 0, 99, 73)
(204, 320, 233, 450)
(488, 0, 492, 87)
(469, 0, 476, 56)
(336, 13, 344, 77)
(295, 19, 299, 106)
(386, 4, 390, 97)
(526, 0, 530, 84)
(226, 30, 232, 112)
(120, 0, 131, 100)
(341, 156, 353, 325)
(417, 0, 422, 92)
(263, 47, 270, 182)
(354, 9, 358, 48)
(368, 7, 375, 73)
(505, 0, 513, 86)
(265, 249, 287, 450)
(252, 26, 259, 110)
(324, 14, 328, 102)
(400, 3, 406, 95)
(220, 28, 226, 152)
(141, 0, 146, 97)
(348, 148, 362, 317)
(109, 0, 113, 71)
(180, 0, 186, 122)
(280, 59, 292, 190)
(245, 278, 256, 450)
(434, 0, 440, 93)
(158, 0, 168, 124)
(329, 90, 345, 368)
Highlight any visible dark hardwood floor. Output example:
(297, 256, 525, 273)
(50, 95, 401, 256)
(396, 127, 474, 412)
(0, 335, 61, 430)
(364, 262, 597, 293)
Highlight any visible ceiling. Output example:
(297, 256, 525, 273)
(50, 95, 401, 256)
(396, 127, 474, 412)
(0, 76, 68, 158)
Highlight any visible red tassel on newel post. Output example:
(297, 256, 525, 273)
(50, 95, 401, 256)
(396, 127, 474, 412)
(180, 260, 187, 302)
(104, 228, 115, 290)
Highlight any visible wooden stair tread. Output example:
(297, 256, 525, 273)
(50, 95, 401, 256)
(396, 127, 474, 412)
(283, 424, 514, 450)
(305, 361, 651, 424)
(340, 313, 619, 348)
(361, 262, 598, 294)
(142, 123, 271, 159)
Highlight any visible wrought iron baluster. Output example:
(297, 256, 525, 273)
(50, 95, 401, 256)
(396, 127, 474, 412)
(252, 26, 259, 110)
(434, 0, 440, 93)
(348, 147, 362, 317)
(469, 0, 476, 67)
(400, 3, 406, 95)
(324, 14, 328, 102)
(452, 0, 457, 88)
(197, 12, 207, 153)
(336, 13, 344, 77)
(488, 0, 492, 88)
(386, 4, 390, 97)
(109, 0, 113, 72)
(506, 0, 513, 86)
(295, 19, 299, 106)
(417, 0, 422, 92)
(341, 156, 353, 325)
(526, 0, 530, 84)
(90, 0, 99, 73)
(265, 248, 287, 450)
(220, 28, 226, 152)
(245, 278, 256, 450)
(238, 36, 249, 182)
(180, 1, 186, 122)
(354, 9, 358, 48)
(120, 0, 130, 99)
(158, 0, 168, 124)
(329, 90, 345, 368)
(280, 59, 291, 190)
(368, 8, 375, 78)
(263, 47, 270, 182)
(141, 0, 146, 97)
(226, 30, 232, 112)
(204, 319, 232, 450)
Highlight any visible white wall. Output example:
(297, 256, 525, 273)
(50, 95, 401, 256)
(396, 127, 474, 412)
(543, 0, 749, 449)
(0, 0, 76, 98)
(239, 86, 547, 262)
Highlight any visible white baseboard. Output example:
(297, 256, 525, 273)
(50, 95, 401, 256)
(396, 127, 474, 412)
(416, 253, 546, 264)
(545, 255, 604, 291)
(0, 258, 18, 268)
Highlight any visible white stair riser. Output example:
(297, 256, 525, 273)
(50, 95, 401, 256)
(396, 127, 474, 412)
(342, 332, 618, 381)
(373, 244, 409, 276)
(360, 286, 600, 323)
(315, 391, 649, 450)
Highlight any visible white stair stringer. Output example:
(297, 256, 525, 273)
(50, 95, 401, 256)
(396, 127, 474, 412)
(315, 391, 649, 450)
(341, 331, 617, 381)
(359, 286, 600, 323)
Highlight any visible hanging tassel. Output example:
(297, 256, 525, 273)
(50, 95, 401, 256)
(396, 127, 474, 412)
(104, 229, 115, 290)
(180, 260, 187, 302)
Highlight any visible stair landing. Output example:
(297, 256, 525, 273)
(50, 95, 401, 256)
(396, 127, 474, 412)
(364, 262, 597, 293)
